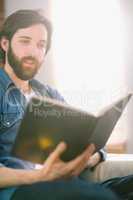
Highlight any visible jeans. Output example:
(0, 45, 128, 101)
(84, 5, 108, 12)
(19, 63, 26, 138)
(11, 178, 118, 200)
(102, 175, 133, 200)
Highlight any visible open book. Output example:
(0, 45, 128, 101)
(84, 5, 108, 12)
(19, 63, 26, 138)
(12, 93, 132, 163)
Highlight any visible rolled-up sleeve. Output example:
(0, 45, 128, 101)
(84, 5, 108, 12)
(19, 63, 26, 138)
(0, 163, 4, 167)
(98, 149, 107, 162)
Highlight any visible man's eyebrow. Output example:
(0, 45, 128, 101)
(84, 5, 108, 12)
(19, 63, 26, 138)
(18, 36, 32, 40)
(18, 36, 47, 43)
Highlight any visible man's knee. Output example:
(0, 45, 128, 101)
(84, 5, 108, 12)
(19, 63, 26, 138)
(12, 180, 119, 200)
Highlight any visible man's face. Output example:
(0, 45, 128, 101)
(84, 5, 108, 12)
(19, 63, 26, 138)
(7, 24, 48, 80)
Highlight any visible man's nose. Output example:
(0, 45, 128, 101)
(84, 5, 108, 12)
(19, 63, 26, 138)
(28, 44, 39, 57)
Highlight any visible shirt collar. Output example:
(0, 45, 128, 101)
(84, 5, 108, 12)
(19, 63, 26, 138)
(0, 68, 14, 91)
(0, 68, 45, 96)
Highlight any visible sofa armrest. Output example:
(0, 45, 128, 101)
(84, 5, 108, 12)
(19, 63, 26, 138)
(80, 154, 133, 182)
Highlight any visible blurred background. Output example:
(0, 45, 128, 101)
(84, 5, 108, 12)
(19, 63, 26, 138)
(1, 0, 133, 154)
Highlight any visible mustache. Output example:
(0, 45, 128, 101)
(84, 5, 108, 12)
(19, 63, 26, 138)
(22, 56, 39, 64)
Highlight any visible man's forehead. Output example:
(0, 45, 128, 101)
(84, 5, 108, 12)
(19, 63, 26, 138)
(13, 24, 48, 40)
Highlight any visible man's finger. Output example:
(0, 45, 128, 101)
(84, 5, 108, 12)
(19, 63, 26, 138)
(67, 144, 95, 171)
(44, 142, 67, 167)
(64, 144, 95, 176)
(84, 143, 96, 159)
(73, 143, 95, 163)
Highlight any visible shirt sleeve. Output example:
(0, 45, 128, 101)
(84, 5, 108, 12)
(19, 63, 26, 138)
(45, 85, 66, 103)
(0, 163, 4, 167)
(98, 148, 107, 162)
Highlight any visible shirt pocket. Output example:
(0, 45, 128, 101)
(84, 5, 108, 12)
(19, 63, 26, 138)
(0, 108, 23, 131)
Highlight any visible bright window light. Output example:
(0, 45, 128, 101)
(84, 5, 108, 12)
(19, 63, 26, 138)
(51, 0, 126, 112)
(51, 1, 129, 148)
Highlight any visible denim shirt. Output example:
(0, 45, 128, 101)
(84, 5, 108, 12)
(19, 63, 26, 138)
(0, 68, 65, 200)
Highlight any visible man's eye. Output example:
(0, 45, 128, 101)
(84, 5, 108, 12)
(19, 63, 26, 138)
(20, 40, 30, 44)
(38, 43, 46, 49)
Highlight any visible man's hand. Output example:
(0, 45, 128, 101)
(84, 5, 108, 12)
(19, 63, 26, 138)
(87, 152, 102, 168)
(36, 142, 95, 181)
(0, 143, 95, 188)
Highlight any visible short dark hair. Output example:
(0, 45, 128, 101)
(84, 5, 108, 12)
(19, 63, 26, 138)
(0, 9, 52, 65)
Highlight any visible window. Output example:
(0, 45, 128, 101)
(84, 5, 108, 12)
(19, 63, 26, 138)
(51, 0, 128, 152)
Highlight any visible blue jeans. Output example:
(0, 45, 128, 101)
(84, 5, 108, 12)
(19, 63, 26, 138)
(11, 177, 118, 200)
(101, 175, 133, 199)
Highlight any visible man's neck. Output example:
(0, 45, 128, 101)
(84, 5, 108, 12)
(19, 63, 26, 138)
(4, 64, 31, 94)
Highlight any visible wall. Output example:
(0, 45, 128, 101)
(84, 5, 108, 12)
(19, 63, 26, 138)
(0, 0, 4, 29)
(120, 0, 133, 153)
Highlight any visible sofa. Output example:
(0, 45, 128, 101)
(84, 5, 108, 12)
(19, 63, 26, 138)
(81, 153, 133, 182)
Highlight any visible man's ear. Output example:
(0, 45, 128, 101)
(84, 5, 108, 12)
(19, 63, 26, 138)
(0, 37, 9, 52)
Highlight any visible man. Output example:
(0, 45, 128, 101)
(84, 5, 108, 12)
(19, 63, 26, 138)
(0, 9, 120, 200)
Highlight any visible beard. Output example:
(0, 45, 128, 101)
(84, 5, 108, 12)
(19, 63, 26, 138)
(7, 45, 43, 80)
